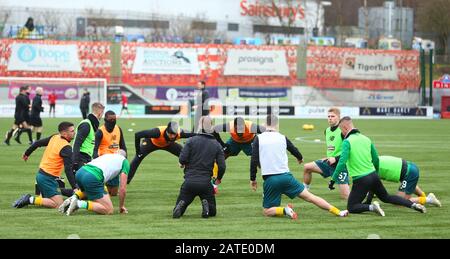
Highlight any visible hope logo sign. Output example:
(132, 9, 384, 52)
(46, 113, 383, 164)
(8, 43, 82, 72)
(18, 45, 37, 62)
(18, 44, 71, 63)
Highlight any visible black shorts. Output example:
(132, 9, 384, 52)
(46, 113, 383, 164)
(122, 105, 128, 110)
(14, 116, 26, 126)
(29, 116, 42, 127)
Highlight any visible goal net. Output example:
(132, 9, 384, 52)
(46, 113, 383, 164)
(0, 77, 107, 117)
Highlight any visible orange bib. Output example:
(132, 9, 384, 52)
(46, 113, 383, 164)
(40, 135, 70, 177)
(229, 121, 255, 143)
(151, 126, 181, 148)
(98, 125, 121, 156)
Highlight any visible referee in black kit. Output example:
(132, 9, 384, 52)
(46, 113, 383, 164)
(4, 85, 33, 145)
(173, 116, 226, 219)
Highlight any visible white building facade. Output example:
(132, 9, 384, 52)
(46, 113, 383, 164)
(1, 0, 324, 44)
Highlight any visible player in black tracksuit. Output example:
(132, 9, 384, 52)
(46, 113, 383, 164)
(4, 86, 33, 145)
(79, 89, 90, 119)
(173, 116, 226, 219)
(192, 81, 210, 133)
(29, 88, 44, 141)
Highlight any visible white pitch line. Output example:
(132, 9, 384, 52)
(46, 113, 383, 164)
(295, 136, 323, 144)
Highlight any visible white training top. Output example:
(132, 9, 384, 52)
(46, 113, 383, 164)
(87, 154, 126, 183)
(258, 131, 290, 176)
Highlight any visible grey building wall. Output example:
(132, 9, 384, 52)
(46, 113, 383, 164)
(358, 1, 414, 48)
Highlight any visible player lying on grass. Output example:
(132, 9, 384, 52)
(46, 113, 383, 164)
(13, 122, 78, 209)
(363, 155, 441, 207)
(60, 150, 129, 215)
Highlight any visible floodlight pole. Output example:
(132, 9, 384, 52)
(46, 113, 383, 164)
(429, 49, 433, 106)
(420, 49, 426, 106)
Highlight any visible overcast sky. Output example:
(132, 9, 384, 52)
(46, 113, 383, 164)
(2, 0, 238, 19)
(2, 0, 319, 28)
(4, 0, 162, 12)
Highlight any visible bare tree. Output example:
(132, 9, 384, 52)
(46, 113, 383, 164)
(264, 0, 299, 35)
(190, 13, 224, 43)
(245, 0, 303, 43)
(84, 8, 115, 41)
(270, 0, 298, 31)
(146, 13, 169, 42)
(63, 16, 76, 40)
(0, 0, 11, 38)
(170, 14, 193, 43)
(39, 10, 61, 39)
(418, 0, 450, 55)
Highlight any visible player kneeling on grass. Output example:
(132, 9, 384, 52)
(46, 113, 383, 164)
(364, 155, 441, 207)
(60, 150, 129, 215)
(250, 114, 348, 219)
(173, 116, 226, 219)
(13, 122, 78, 209)
(303, 107, 350, 200)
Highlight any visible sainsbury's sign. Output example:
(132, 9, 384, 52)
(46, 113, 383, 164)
(240, 0, 305, 20)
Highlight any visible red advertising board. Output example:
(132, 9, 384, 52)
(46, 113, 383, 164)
(0, 39, 421, 90)
(441, 96, 450, 119)
(306, 46, 420, 90)
(433, 75, 450, 88)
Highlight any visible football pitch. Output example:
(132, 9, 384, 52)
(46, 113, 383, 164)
(0, 118, 449, 239)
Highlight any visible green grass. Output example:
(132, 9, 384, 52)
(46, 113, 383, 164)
(0, 118, 449, 239)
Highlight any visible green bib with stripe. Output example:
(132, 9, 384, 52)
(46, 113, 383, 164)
(76, 119, 95, 157)
(378, 156, 402, 182)
(325, 127, 343, 157)
(346, 133, 375, 179)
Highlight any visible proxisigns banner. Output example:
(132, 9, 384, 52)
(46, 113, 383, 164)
(7, 43, 82, 72)
(340, 54, 399, 81)
(224, 49, 289, 76)
(132, 48, 201, 75)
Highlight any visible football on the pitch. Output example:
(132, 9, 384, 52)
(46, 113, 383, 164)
(302, 124, 315, 130)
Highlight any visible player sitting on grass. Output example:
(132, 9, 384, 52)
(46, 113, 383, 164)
(13, 122, 78, 209)
(303, 108, 350, 200)
(250, 114, 348, 219)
